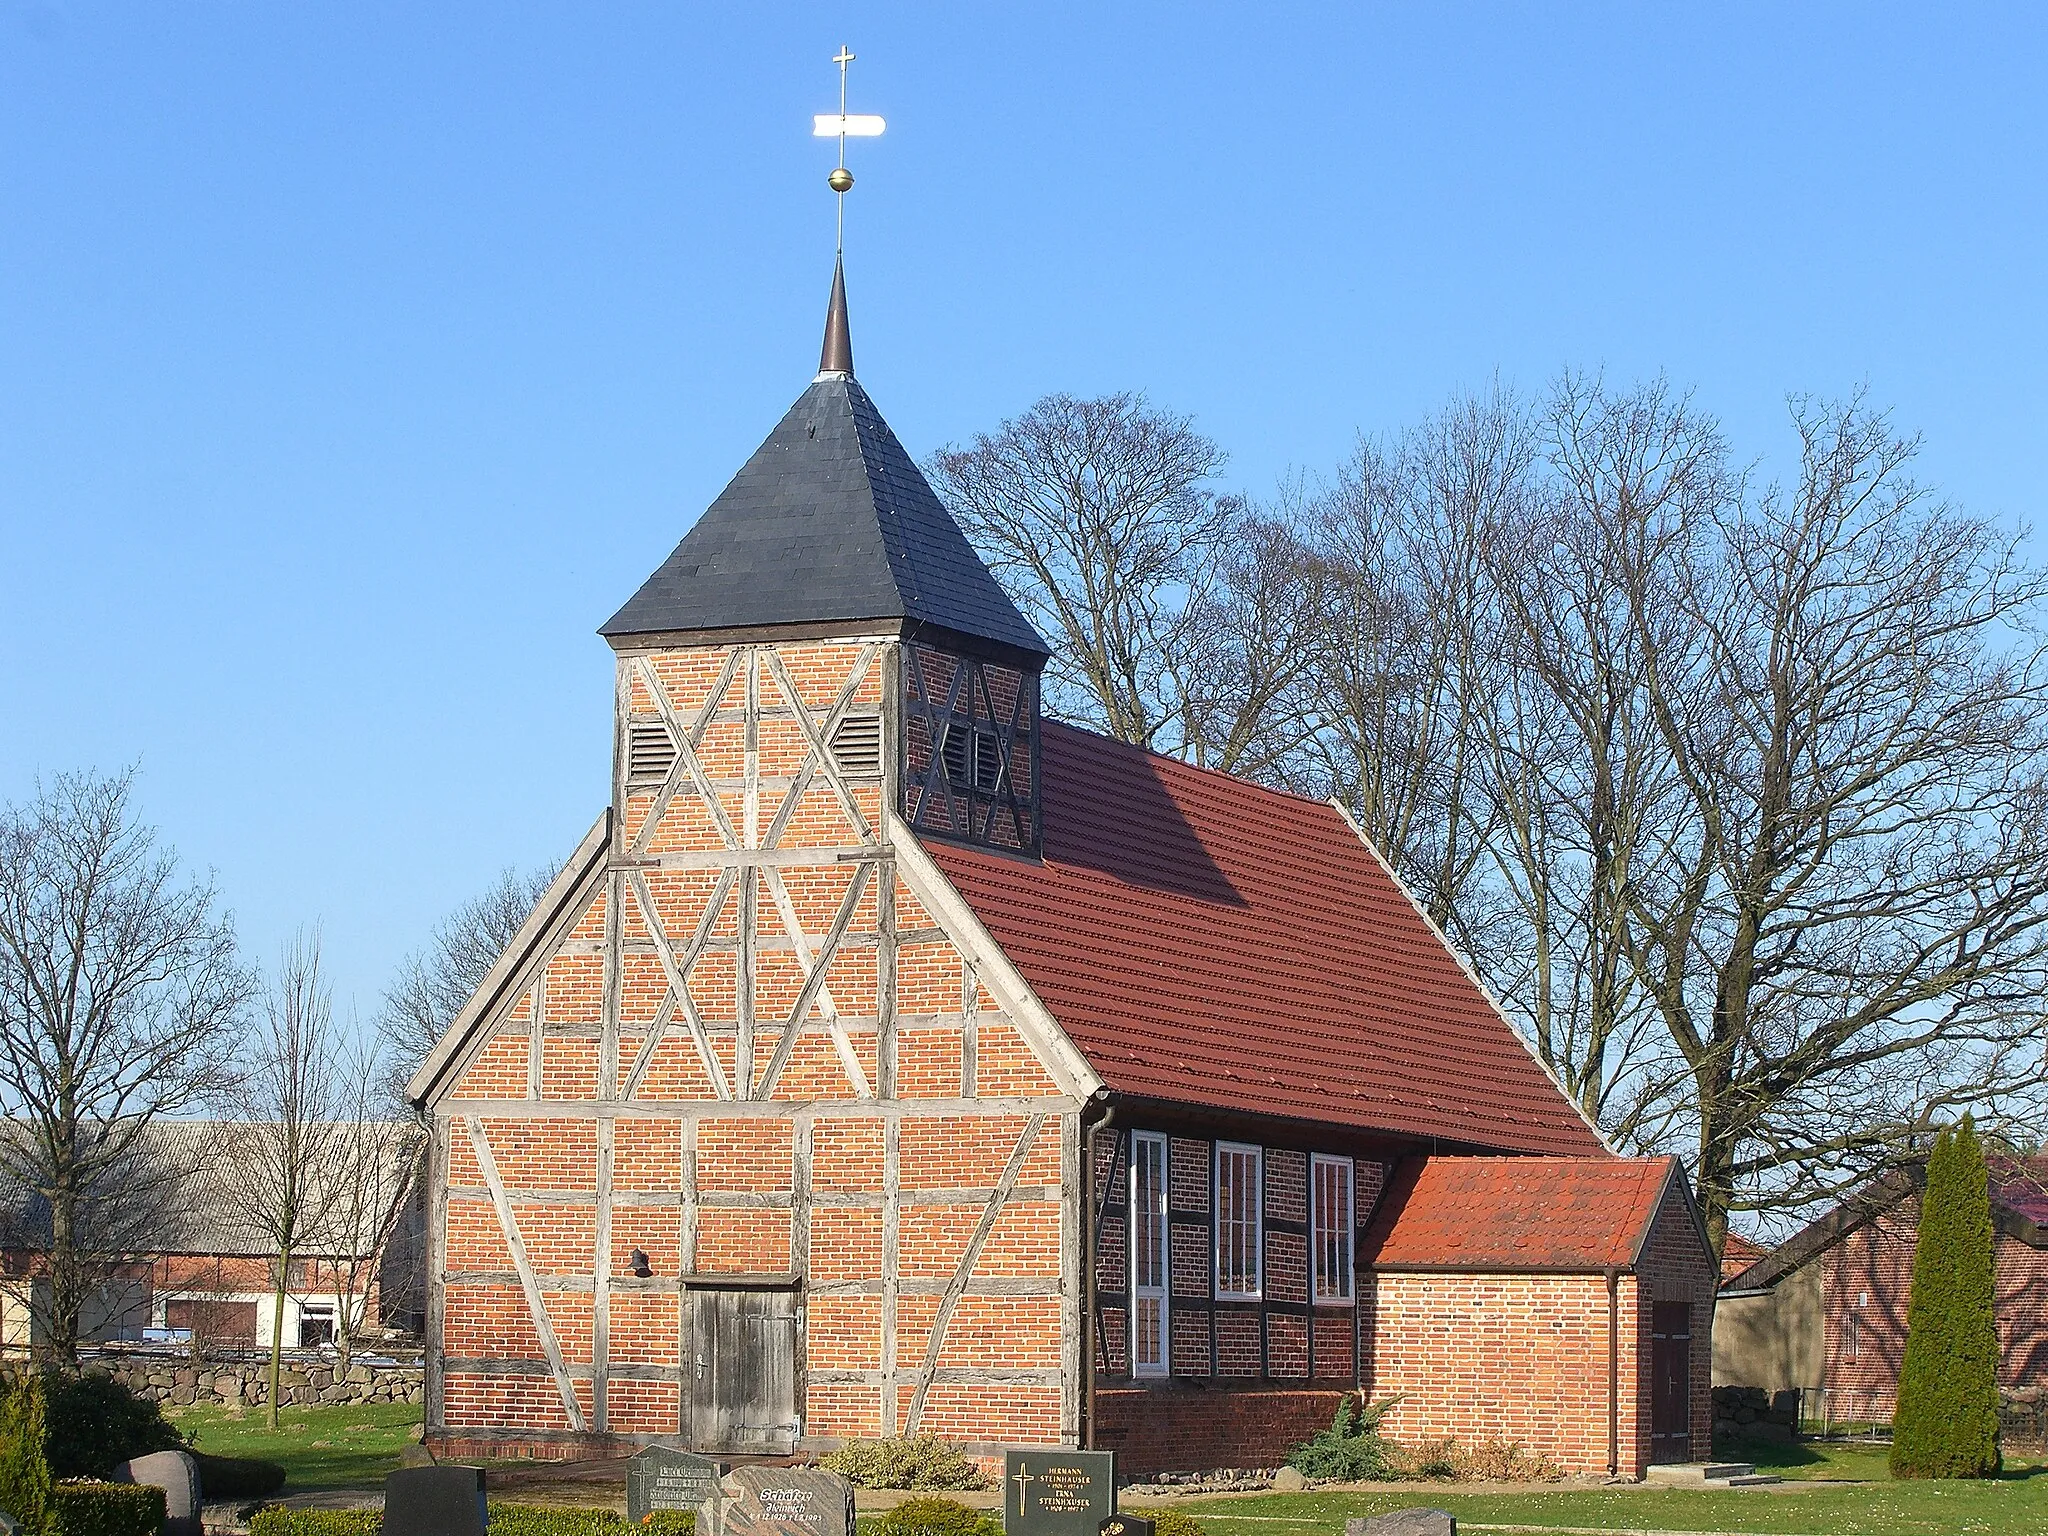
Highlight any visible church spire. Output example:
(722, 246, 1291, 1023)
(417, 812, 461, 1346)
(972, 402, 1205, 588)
(818, 255, 853, 378)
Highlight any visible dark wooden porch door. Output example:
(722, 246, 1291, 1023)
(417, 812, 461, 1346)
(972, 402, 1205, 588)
(686, 1286, 799, 1454)
(1650, 1302, 1693, 1458)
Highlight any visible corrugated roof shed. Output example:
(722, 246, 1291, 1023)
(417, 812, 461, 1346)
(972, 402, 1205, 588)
(923, 721, 1605, 1156)
(1364, 1155, 1680, 1271)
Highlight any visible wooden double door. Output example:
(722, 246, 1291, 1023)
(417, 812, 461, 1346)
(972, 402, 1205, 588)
(685, 1285, 800, 1454)
(1649, 1302, 1693, 1458)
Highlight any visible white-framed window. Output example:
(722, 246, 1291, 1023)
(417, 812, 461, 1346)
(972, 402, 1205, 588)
(1215, 1141, 1262, 1298)
(1311, 1154, 1354, 1303)
(1130, 1131, 1170, 1376)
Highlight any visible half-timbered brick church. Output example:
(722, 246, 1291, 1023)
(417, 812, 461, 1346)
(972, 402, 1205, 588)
(409, 263, 1717, 1478)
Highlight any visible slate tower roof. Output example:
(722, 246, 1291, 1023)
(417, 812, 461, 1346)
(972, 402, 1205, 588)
(601, 262, 1049, 658)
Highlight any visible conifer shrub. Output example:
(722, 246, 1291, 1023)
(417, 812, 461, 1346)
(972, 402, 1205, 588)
(1891, 1117, 2003, 1479)
(873, 1495, 1003, 1536)
(0, 1372, 54, 1535)
(821, 1436, 989, 1490)
(1285, 1392, 1399, 1481)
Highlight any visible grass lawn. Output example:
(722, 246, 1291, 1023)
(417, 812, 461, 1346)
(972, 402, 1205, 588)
(1157, 1447, 2048, 1536)
(164, 1400, 423, 1494)
(1727, 1435, 1894, 1482)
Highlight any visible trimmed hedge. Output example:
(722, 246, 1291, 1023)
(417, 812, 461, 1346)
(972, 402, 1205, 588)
(51, 1480, 166, 1536)
(494, 1509, 695, 1535)
(249, 1512, 379, 1536)
(873, 1496, 1002, 1536)
(249, 1504, 699, 1535)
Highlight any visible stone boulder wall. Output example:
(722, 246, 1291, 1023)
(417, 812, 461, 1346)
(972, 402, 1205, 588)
(1711, 1384, 1799, 1445)
(95, 1356, 425, 1410)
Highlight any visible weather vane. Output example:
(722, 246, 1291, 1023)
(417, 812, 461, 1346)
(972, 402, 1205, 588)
(813, 45, 885, 254)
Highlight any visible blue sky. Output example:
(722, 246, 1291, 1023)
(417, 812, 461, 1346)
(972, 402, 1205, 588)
(3, 4, 2044, 1019)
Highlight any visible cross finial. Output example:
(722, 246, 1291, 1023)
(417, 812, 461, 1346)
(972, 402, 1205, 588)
(812, 44, 885, 255)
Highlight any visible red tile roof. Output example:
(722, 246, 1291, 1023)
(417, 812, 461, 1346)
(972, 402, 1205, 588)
(1990, 1156, 2048, 1228)
(1720, 1232, 1767, 1282)
(920, 721, 1604, 1156)
(1363, 1155, 1681, 1271)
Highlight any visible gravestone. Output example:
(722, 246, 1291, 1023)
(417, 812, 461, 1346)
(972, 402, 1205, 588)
(629, 1446, 723, 1525)
(710, 1465, 854, 1536)
(1345, 1511, 1455, 1536)
(113, 1449, 201, 1536)
(1100, 1516, 1154, 1536)
(385, 1464, 488, 1536)
(1005, 1450, 1116, 1536)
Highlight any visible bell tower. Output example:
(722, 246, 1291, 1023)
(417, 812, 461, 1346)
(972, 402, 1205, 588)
(600, 263, 1049, 859)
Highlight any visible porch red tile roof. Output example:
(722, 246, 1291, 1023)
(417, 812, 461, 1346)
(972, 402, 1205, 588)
(1362, 1154, 1681, 1271)
(920, 721, 1605, 1157)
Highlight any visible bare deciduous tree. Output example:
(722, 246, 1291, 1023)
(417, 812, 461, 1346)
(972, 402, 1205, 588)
(925, 392, 1234, 754)
(1478, 374, 1734, 1141)
(0, 769, 249, 1363)
(1615, 394, 2048, 1245)
(315, 1034, 422, 1369)
(1297, 387, 1535, 930)
(380, 865, 557, 1074)
(229, 934, 343, 1426)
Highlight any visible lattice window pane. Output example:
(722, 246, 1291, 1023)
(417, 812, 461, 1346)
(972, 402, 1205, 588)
(1215, 1142, 1262, 1298)
(1131, 1131, 1169, 1375)
(1311, 1155, 1354, 1302)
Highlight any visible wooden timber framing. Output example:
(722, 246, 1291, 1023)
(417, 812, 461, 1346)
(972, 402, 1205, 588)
(904, 1112, 1045, 1431)
(462, 1116, 587, 1431)
(424, 634, 1088, 1456)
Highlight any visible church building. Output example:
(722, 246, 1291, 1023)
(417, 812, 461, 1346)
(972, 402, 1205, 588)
(408, 265, 1716, 1477)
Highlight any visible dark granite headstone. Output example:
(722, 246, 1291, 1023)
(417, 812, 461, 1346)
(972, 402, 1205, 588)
(385, 1464, 488, 1536)
(629, 1447, 723, 1525)
(1100, 1516, 1154, 1536)
(711, 1465, 854, 1536)
(1005, 1450, 1116, 1536)
(1345, 1511, 1455, 1536)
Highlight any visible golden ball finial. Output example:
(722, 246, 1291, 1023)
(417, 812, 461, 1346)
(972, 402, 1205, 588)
(828, 167, 854, 194)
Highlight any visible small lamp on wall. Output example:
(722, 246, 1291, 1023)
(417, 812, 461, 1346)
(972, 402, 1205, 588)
(629, 1247, 653, 1279)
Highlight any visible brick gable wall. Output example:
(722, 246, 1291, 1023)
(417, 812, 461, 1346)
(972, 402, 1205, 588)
(430, 636, 1080, 1458)
(1818, 1199, 2048, 1418)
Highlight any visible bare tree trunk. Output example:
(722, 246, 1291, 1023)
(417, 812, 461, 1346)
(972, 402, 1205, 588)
(267, 1244, 291, 1429)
